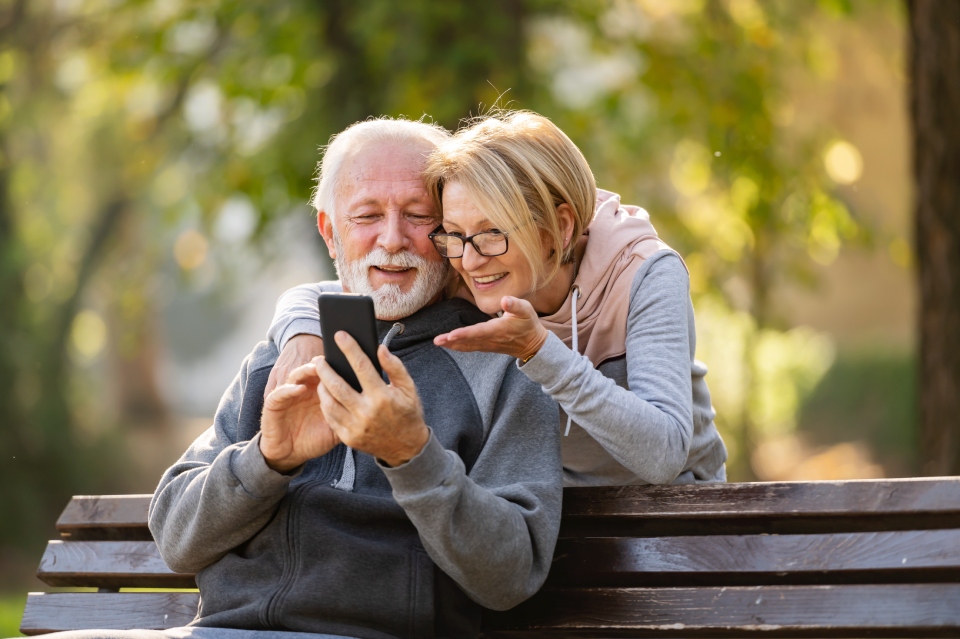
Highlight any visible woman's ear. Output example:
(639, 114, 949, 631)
(557, 203, 576, 249)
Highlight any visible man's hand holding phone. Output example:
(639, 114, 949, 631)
(261, 363, 341, 473)
(314, 331, 430, 468)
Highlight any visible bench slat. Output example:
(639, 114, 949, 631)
(21, 593, 199, 636)
(549, 528, 960, 586)
(37, 541, 195, 589)
(57, 495, 153, 541)
(561, 477, 960, 537)
(57, 479, 960, 542)
(38, 529, 960, 591)
(23, 586, 960, 637)
(483, 584, 960, 637)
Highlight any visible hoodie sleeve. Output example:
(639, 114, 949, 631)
(267, 282, 341, 350)
(380, 353, 563, 611)
(148, 343, 296, 574)
(519, 251, 694, 485)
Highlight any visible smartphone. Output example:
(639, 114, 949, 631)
(318, 293, 381, 392)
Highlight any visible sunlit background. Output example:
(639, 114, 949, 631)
(0, 0, 913, 630)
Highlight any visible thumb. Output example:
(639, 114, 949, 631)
(502, 296, 536, 319)
(378, 345, 414, 390)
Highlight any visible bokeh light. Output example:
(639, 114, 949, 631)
(71, 309, 107, 360)
(824, 140, 864, 184)
(174, 229, 209, 270)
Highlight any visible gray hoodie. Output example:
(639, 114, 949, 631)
(148, 298, 563, 639)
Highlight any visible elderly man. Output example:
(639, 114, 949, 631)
(144, 118, 563, 639)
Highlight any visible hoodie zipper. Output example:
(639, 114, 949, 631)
(261, 481, 310, 627)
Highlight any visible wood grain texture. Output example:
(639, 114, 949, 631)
(560, 477, 960, 537)
(23, 586, 960, 637)
(21, 592, 199, 636)
(58, 478, 960, 540)
(56, 495, 153, 541)
(37, 541, 194, 588)
(548, 529, 960, 587)
(483, 584, 960, 637)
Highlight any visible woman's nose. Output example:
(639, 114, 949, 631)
(460, 242, 489, 270)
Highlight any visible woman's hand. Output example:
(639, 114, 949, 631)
(434, 296, 549, 362)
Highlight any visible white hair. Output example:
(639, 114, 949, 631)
(312, 117, 451, 219)
(332, 228, 450, 320)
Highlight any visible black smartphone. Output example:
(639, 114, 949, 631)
(318, 293, 381, 392)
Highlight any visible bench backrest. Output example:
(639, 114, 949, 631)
(22, 478, 960, 637)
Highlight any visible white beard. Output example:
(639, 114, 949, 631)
(332, 231, 449, 320)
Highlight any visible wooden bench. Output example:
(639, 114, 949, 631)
(21, 477, 960, 637)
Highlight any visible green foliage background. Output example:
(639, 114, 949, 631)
(0, 0, 912, 610)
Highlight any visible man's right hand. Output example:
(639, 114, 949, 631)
(264, 334, 325, 398)
(260, 362, 339, 473)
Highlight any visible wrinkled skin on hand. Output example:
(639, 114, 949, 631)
(264, 334, 325, 398)
(260, 363, 340, 473)
(433, 296, 549, 362)
(314, 332, 430, 467)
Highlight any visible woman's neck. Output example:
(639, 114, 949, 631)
(530, 259, 579, 316)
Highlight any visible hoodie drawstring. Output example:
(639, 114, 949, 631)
(564, 286, 580, 437)
(333, 321, 405, 493)
(382, 322, 404, 350)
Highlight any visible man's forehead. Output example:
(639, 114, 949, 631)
(338, 143, 434, 207)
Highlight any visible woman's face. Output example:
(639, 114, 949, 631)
(440, 181, 539, 315)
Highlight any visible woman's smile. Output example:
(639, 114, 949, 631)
(473, 272, 508, 287)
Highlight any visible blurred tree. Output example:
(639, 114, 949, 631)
(0, 0, 882, 571)
(909, 0, 960, 476)
(0, 0, 559, 564)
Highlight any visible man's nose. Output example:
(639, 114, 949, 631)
(377, 214, 408, 253)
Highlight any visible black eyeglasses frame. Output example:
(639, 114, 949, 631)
(428, 225, 510, 258)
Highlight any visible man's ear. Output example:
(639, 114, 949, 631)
(317, 211, 337, 258)
(557, 203, 577, 250)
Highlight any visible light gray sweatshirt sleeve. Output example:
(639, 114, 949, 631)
(520, 252, 694, 485)
(380, 355, 562, 611)
(267, 282, 333, 349)
(148, 344, 296, 574)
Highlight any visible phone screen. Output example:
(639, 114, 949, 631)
(318, 294, 381, 392)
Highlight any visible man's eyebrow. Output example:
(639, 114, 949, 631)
(348, 198, 382, 209)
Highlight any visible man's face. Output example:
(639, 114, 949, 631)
(318, 141, 449, 320)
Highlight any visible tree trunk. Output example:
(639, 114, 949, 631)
(909, 0, 960, 475)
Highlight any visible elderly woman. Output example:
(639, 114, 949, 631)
(266, 111, 726, 486)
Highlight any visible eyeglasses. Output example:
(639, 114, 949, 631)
(428, 226, 509, 258)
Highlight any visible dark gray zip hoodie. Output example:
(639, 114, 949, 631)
(148, 298, 563, 639)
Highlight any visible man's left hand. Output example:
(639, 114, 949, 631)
(314, 332, 430, 467)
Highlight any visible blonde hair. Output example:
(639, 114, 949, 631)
(423, 111, 597, 286)
(313, 116, 450, 219)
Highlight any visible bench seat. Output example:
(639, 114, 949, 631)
(22, 478, 960, 637)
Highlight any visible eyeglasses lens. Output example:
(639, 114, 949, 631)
(432, 232, 507, 258)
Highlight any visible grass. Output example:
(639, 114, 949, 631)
(0, 592, 26, 638)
